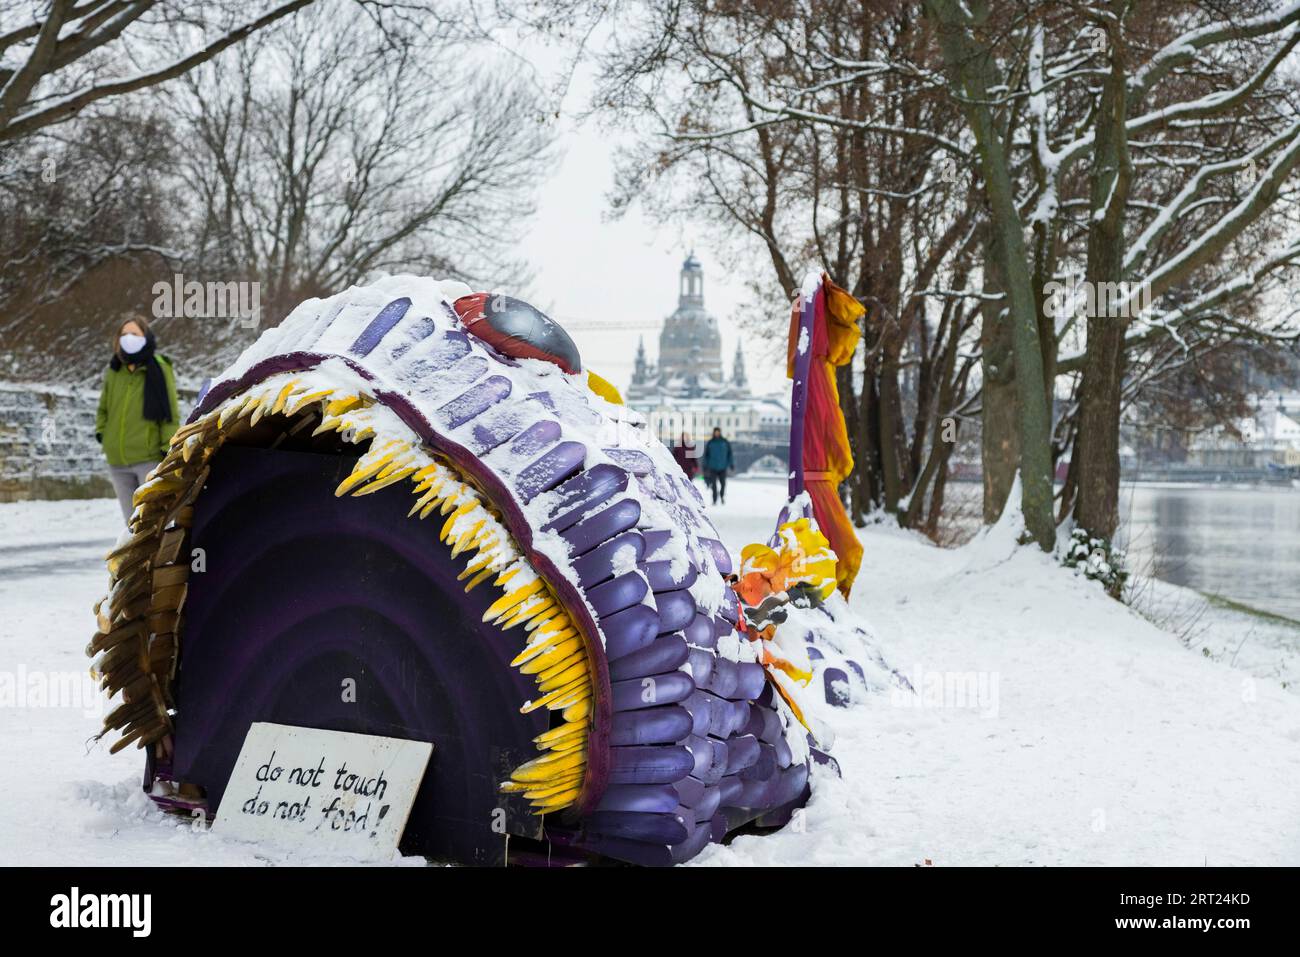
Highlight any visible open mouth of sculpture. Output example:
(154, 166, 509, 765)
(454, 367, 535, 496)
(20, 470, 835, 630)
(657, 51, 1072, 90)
(90, 370, 597, 819)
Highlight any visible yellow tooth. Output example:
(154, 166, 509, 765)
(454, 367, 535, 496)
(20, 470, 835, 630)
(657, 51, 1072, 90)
(325, 395, 362, 416)
(286, 387, 333, 416)
(311, 414, 343, 436)
(495, 565, 525, 587)
(408, 487, 441, 517)
(412, 464, 440, 482)
(451, 519, 485, 557)
(514, 635, 581, 670)
(508, 748, 586, 782)
(271, 380, 298, 414)
(535, 655, 586, 686)
(529, 790, 582, 813)
(352, 466, 417, 496)
(535, 721, 587, 747)
(522, 776, 584, 799)
(522, 682, 589, 714)
(218, 395, 251, 429)
(240, 397, 262, 421)
(501, 598, 556, 630)
(482, 578, 544, 622)
(537, 666, 588, 696)
(462, 567, 495, 592)
(562, 698, 591, 722)
(335, 449, 400, 496)
(440, 501, 478, 541)
(534, 614, 571, 637)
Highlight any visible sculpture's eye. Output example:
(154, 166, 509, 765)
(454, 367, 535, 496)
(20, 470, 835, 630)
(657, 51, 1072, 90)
(454, 293, 582, 375)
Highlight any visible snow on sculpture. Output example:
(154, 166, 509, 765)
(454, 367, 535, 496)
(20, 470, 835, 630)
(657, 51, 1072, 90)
(86, 275, 893, 865)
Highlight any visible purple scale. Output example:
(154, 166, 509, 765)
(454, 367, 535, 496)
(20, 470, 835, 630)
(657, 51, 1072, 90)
(594, 784, 681, 815)
(755, 681, 776, 708)
(736, 776, 778, 810)
(571, 531, 646, 590)
(601, 447, 654, 475)
(740, 703, 766, 738)
(568, 833, 673, 867)
(723, 734, 760, 775)
(468, 419, 522, 455)
(525, 390, 556, 410)
(507, 420, 561, 459)
(771, 762, 810, 808)
(686, 647, 715, 689)
(846, 659, 866, 684)
(692, 784, 721, 823)
(714, 616, 735, 640)
(772, 732, 793, 769)
(756, 706, 783, 744)
(514, 441, 587, 502)
(682, 689, 717, 737)
(806, 645, 824, 661)
(435, 375, 512, 429)
(685, 734, 727, 785)
(668, 819, 715, 864)
(588, 571, 648, 619)
(708, 813, 728, 844)
(540, 464, 629, 532)
(739, 743, 777, 783)
(823, 667, 851, 707)
(685, 614, 715, 650)
(654, 590, 696, 633)
(585, 810, 692, 846)
(608, 633, 689, 682)
(718, 588, 740, 623)
(810, 746, 841, 776)
(699, 537, 733, 575)
(608, 745, 694, 785)
(717, 775, 745, 807)
(720, 699, 753, 738)
(560, 499, 641, 557)
(611, 671, 694, 712)
(639, 559, 699, 593)
(348, 298, 411, 356)
(610, 705, 693, 746)
(734, 661, 767, 701)
(673, 775, 707, 809)
(704, 658, 738, 699)
(601, 604, 660, 661)
(640, 529, 671, 558)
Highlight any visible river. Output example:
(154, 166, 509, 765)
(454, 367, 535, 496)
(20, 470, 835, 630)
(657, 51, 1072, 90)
(1114, 483, 1300, 620)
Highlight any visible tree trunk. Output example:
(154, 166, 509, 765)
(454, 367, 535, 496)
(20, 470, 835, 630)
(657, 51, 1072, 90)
(1074, 13, 1131, 541)
(928, 0, 1056, 548)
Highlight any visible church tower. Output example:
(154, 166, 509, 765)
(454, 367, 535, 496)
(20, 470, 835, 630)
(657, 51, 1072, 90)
(732, 342, 747, 390)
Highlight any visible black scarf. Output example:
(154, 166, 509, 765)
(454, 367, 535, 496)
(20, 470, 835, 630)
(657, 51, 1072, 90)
(110, 330, 170, 423)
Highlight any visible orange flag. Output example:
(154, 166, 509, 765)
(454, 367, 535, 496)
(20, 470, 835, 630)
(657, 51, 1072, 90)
(787, 274, 863, 596)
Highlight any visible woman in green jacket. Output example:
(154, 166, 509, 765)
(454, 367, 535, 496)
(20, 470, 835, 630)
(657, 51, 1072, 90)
(96, 317, 180, 522)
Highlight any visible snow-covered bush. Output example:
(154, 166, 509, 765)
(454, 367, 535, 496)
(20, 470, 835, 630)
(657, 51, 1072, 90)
(1062, 528, 1128, 599)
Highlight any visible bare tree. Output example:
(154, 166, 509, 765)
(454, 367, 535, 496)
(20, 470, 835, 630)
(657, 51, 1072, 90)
(174, 0, 557, 327)
(0, 0, 317, 145)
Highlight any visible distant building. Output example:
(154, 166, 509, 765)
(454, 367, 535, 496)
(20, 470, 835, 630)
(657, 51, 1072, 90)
(626, 253, 789, 471)
(1188, 391, 1300, 469)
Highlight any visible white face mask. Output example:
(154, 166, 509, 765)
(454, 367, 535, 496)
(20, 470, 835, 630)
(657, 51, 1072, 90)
(119, 333, 147, 355)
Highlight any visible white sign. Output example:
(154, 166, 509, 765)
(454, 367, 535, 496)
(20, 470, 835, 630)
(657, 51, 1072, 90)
(214, 722, 432, 860)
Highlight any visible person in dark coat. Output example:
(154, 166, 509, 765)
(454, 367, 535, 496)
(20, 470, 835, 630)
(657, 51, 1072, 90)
(701, 426, 734, 505)
(672, 432, 698, 480)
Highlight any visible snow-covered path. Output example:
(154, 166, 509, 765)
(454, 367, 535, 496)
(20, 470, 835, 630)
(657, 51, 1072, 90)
(1, 482, 1297, 865)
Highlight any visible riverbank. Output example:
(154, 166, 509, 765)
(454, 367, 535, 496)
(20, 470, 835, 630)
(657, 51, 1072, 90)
(1, 486, 1297, 865)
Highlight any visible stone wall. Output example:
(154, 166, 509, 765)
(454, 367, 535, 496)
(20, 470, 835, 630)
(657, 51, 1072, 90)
(0, 382, 113, 501)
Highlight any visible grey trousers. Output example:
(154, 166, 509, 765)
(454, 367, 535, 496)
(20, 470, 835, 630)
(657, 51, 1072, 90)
(108, 460, 161, 522)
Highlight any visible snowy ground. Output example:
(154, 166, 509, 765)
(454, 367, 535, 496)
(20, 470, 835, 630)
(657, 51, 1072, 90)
(1, 480, 1298, 866)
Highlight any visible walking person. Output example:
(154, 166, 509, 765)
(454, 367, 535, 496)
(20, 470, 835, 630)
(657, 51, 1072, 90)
(672, 431, 699, 481)
(702, 426, 733, 505)
(96, 316, 180, 522)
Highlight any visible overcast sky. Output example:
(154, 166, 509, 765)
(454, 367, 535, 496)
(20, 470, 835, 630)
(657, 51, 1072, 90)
(509, 44, 789, 398)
